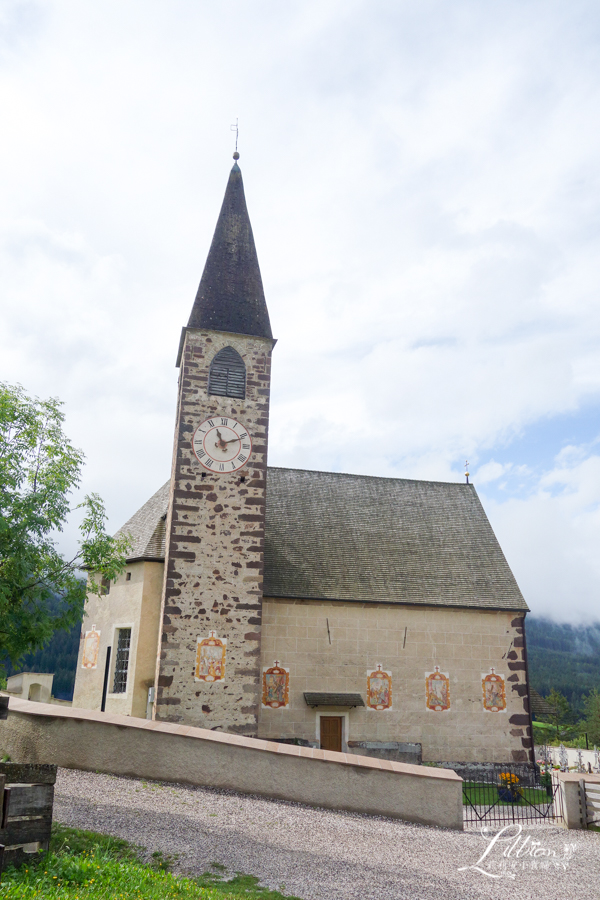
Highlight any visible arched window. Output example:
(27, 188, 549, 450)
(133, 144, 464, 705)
(208, 347, 246, 399)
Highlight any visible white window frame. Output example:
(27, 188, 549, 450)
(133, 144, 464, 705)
(107, 623, 135, 698)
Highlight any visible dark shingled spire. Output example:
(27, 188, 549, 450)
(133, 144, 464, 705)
(188, 161, 272, 339)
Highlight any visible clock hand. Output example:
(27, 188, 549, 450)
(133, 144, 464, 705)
(214, 428, 228, 451)
(215, 436, 241, 450)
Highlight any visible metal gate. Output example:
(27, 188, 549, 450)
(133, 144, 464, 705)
(462, 764, 563, 827)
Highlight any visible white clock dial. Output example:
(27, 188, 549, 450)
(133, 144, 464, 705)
(192, 416, 252, 472)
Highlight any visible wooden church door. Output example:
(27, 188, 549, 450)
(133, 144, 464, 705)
(320, 716, 343, 752)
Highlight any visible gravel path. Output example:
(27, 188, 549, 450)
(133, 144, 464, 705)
(54, 769, 599, 900)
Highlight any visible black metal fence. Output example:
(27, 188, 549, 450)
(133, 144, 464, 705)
(462, 763, 564, 827)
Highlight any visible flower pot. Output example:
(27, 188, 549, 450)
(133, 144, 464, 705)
(498, 786, 521, 803)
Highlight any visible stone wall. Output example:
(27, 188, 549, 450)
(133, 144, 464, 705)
(258, 598, 532, 764)
(155, 328, 274, 735)
(0, 697, 464, 830)
(6, 673, 54, 704)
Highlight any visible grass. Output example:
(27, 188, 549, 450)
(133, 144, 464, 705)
(463, 782, 551, 807)
(0, 823, 303, 900)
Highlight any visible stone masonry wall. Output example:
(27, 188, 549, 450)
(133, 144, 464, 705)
(258, 599, 533, 764)
(155, 328, 273, 735)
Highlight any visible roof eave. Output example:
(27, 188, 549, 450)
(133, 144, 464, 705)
(263, 593, 529, 613)
(125, 556, 165, 565)
(176, 326, 276, 367)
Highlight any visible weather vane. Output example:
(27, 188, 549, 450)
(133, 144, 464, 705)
(231, 118, 239, 159)
(465, 460, 470, 484)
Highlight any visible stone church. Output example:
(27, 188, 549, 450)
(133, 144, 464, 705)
(73, 156, 533, 770)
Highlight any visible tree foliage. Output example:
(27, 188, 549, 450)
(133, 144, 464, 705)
(583, 688, 600, 746)
(526, 617, 600, 714)
(539, 689, 576, 741)
(1, 593, 81, 698)
(0, 382, 130, 667)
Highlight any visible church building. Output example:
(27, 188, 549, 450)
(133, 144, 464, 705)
(72, 155, 534, 771)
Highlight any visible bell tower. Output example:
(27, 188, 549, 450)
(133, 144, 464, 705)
(154, 155, 274, 735)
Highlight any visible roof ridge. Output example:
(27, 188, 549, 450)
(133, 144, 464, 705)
(266, 465, 473, 489)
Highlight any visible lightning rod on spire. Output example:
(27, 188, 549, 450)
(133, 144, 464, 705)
(231, 118, 239, 159)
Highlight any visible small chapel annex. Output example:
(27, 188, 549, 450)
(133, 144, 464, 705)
(73, 156, 534, 771)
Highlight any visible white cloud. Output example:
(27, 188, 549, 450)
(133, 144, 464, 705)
(1, 1, 600, 622)
(483, 449, 600, 623)
(473, 461, 511, 485)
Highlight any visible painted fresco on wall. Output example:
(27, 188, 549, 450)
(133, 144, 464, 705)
(81, 627, 101, 669)
(425, 666, 450, 711)
(366, 665, 392, 710)
(261, 661, 290, 708)
(195, 631, 227, 682)
(482, 669, 507, 712)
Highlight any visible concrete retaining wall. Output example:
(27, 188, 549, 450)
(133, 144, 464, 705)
(0, 697, 463, 830)
(557, 771, 600, 829)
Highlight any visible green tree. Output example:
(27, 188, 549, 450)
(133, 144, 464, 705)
(541, 689, 574, 741)
(0, 382, 130, 668)
(583, 689, 600, 746)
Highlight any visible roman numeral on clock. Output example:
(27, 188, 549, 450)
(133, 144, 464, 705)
(194, 416, 251, 471)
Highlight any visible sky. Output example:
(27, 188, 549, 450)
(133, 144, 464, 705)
(1, 0, 600, 624)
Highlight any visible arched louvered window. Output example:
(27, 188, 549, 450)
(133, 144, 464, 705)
(208, 346, 246, 399)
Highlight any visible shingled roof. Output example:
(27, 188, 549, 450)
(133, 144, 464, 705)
(263, 468, 527, 611)
(186, 161, 272, 340)
(115, 481, 170, 562)
(118, 467, 528, 612)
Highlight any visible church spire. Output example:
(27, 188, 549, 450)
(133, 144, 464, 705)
(187, 156, 272, 339)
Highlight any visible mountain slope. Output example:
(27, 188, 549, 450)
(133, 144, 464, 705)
(526, 617, 600, 714)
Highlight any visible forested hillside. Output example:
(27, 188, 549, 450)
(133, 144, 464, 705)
(1, 594, 81, 700)
(526, 618, 600, 714)
(2, 614, 600, 707)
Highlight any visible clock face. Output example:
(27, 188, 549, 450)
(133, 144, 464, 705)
(192, 416, 252, 472)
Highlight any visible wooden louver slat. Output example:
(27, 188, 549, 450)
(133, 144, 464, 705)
(208, 347, 246, 400)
